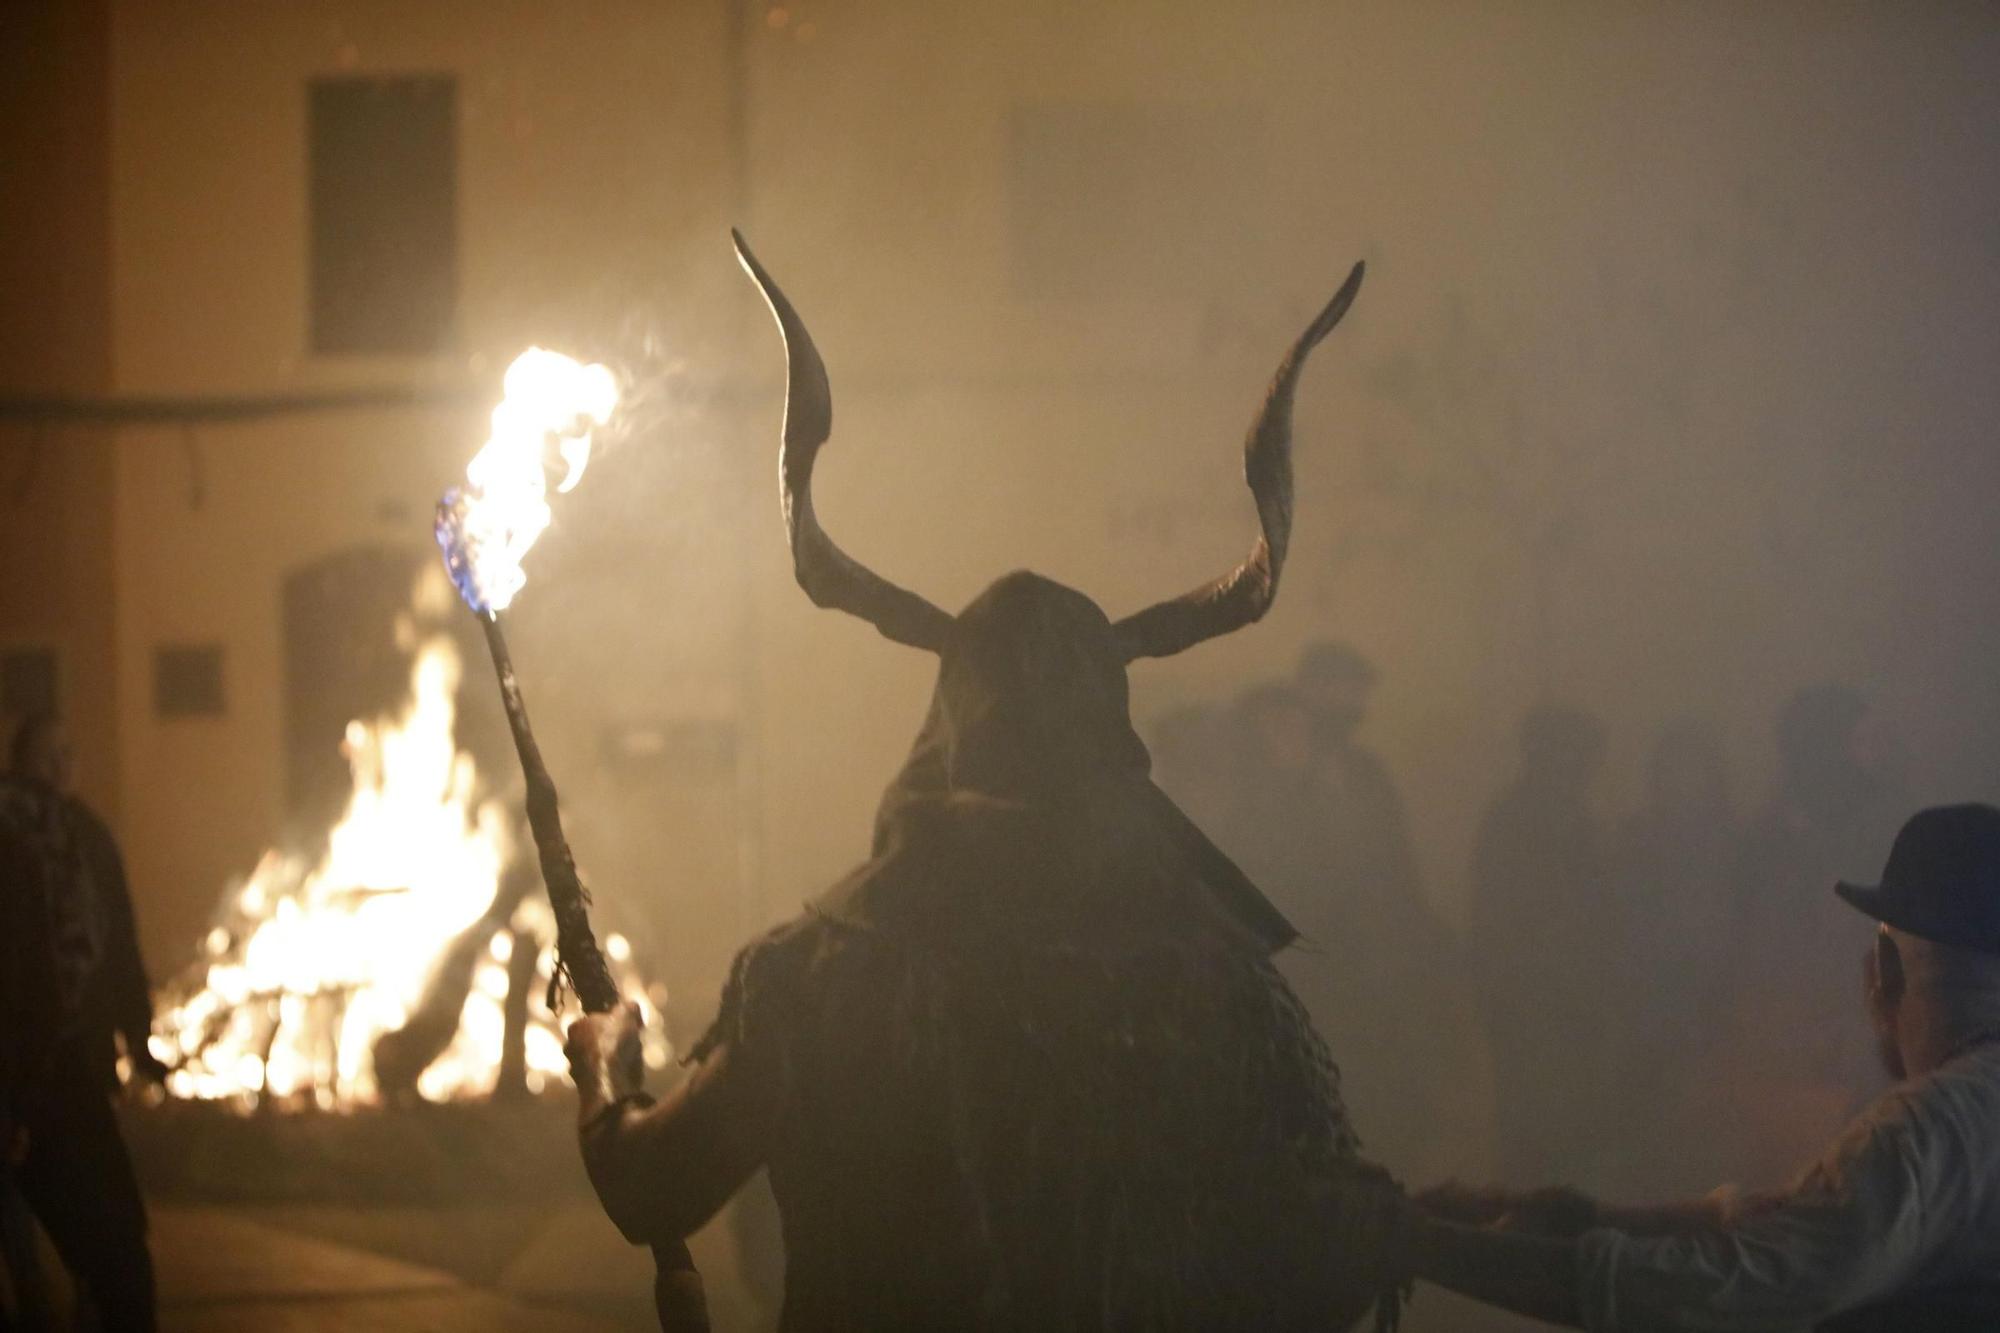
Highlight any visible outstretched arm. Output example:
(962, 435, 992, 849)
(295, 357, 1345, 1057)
(1419, 1180, 1739, 1239)
(1402, 1183, 1729, 1327)
(1410, 1091, 1939, 1332)
(567, 1005, 776, 1244)
(1594, 1194, 1742, 1237)
(1406, 1216, 1584, 1328)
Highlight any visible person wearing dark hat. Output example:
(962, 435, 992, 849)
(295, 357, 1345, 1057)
(1395, 803, 2000, 1332)
(563, 237, 1408, 1329)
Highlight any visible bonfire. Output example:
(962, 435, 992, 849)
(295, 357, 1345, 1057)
(151, 586, 668, 1110)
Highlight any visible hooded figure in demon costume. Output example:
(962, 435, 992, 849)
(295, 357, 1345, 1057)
(565, 234, 1404, 1331)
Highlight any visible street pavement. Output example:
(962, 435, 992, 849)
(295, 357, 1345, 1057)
(145, 1199, 763, 1332)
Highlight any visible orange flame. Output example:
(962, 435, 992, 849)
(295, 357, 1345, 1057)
(440, 348, 619, 614)
(152, 585, 667, 1108)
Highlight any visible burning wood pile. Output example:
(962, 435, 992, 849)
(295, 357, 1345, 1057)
(149, 595, 669, 1110)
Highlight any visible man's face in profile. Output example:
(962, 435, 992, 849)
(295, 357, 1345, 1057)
(1865, 930, 1907, 1081)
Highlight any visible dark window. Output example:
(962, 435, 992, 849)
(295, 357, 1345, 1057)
(308, 75, 458, 355)
(155, 645, 225, 718)
(1, 647, 58, 719)
(281, 547, 436, 834)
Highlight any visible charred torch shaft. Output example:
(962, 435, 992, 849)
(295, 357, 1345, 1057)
(478, 611, 619, 1015)
(477, 613, 709, 1332)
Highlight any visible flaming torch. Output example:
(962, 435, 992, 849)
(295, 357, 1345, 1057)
(434, 349, 708, 1332)
(434, 348, 620, 1013)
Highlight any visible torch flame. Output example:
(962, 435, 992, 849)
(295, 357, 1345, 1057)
(437, 347, 619, 614)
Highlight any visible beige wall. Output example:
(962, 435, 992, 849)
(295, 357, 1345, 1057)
(0, 433, 120, 814)
(736, 0, 2000, 929)
(96, 0, 2000, 982)
(106, 0, 751, 983)
(108, 409, 467, 963)
(0, 0, 119, 816)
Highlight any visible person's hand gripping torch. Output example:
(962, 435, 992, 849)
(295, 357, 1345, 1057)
(433, 349, 708, 1333)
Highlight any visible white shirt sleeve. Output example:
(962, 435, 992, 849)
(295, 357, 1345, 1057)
(1575, 1092, 1935, 1332)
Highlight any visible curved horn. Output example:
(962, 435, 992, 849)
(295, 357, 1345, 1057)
(1112, 261, 1364, 662)
(733, 230, 952, 652)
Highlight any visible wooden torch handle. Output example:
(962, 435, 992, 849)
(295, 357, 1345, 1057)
(478, 611, 620, 1014)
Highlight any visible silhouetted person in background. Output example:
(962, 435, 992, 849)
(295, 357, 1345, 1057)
(1269, 643, 1476, 1178)
(1293, 643, 1438, 956)
(1, 716, 159, 1330)
(1146, 700, 1238, 838)
(1469, 705, 1622, 1187)
(9, 718, 166, 1094)
(1220, 682, 1328, 909)
(1404, 804, 2000, 1332)
(1608, 717, 1737, 1191)
(1718, 684, 1902, 1179)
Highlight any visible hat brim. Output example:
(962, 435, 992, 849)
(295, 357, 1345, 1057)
(1836, 880, 1890, 921)
(1836, 880, 1949, 946)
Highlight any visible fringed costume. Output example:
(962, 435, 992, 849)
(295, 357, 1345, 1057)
(569, 234, 1398, 1331)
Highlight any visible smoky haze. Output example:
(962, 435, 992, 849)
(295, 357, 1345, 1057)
(702, 11, 2000, 1321)
(7, 3, 1996, 1327)
(727, 0, 2000, 898)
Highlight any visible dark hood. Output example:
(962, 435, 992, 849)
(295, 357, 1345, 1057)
(813, 571, 1298, 955)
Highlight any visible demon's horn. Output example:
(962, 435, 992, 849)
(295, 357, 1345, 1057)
(733, 230, 953, 652)
(1112, 261, 1364, 661)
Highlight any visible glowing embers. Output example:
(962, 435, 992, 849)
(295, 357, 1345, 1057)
(152, 632, 666, 1109)
(435, 347, 619, 614)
